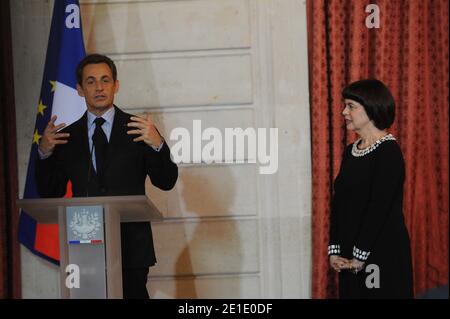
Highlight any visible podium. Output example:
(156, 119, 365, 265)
(16, 195, 162, 299)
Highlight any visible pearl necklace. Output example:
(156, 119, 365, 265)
(351, 133, 396, 157)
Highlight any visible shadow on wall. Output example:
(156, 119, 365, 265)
(147, 164, 244, 298)
(81, 2, 160, 110)
(83, 1, 246, 299)
(81, 2, 110, 54)
(174, 167, 241, 298)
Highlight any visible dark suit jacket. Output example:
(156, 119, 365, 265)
(36, 105, 178, 268)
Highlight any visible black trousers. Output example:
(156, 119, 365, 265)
(122, 268, 150, 299)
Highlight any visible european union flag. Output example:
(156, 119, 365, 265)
(18, 0, 86, 265)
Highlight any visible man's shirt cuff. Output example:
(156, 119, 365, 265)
(38, 148, 53, 159)
(150, 139, 165, 152)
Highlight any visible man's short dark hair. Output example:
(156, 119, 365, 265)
(76, 53, 117, 85)
(342, 79, 395, 130)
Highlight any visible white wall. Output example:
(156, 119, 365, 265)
(11, 0, 311, 299)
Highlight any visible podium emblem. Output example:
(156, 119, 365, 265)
(67, 206, 104, 244)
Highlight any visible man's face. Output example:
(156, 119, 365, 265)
(77, 63, 119, 114)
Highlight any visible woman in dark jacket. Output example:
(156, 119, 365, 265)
(328, 79, 414, 298)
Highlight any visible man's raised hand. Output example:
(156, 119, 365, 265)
(38, 115, 70, 155)
(127, 113, 162, 148)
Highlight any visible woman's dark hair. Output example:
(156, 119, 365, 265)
(76, 53, 117, 85)
(342, 79, 395, 129)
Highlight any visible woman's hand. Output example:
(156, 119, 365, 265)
(348, 258, 365, 274)
(329, 255, 352, 272)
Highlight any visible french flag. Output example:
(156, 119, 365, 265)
(18, 0, 86, 265)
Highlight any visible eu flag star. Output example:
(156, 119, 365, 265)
(33, 130, 42, 145)
(50, 80, 57, 92)
(37, 100, 47, 116)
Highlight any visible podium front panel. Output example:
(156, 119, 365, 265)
(68, 244, 107, 298)
(66, 205, 107, 299)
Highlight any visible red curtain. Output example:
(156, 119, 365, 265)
(0, 0, 21, 298)
(307, 0, 449, 298)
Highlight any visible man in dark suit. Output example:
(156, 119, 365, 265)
(36, 54, 178, 299)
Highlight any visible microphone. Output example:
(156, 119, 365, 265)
(86, 140, 95, 197)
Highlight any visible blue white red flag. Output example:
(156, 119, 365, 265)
(18, 0, 86, 264)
